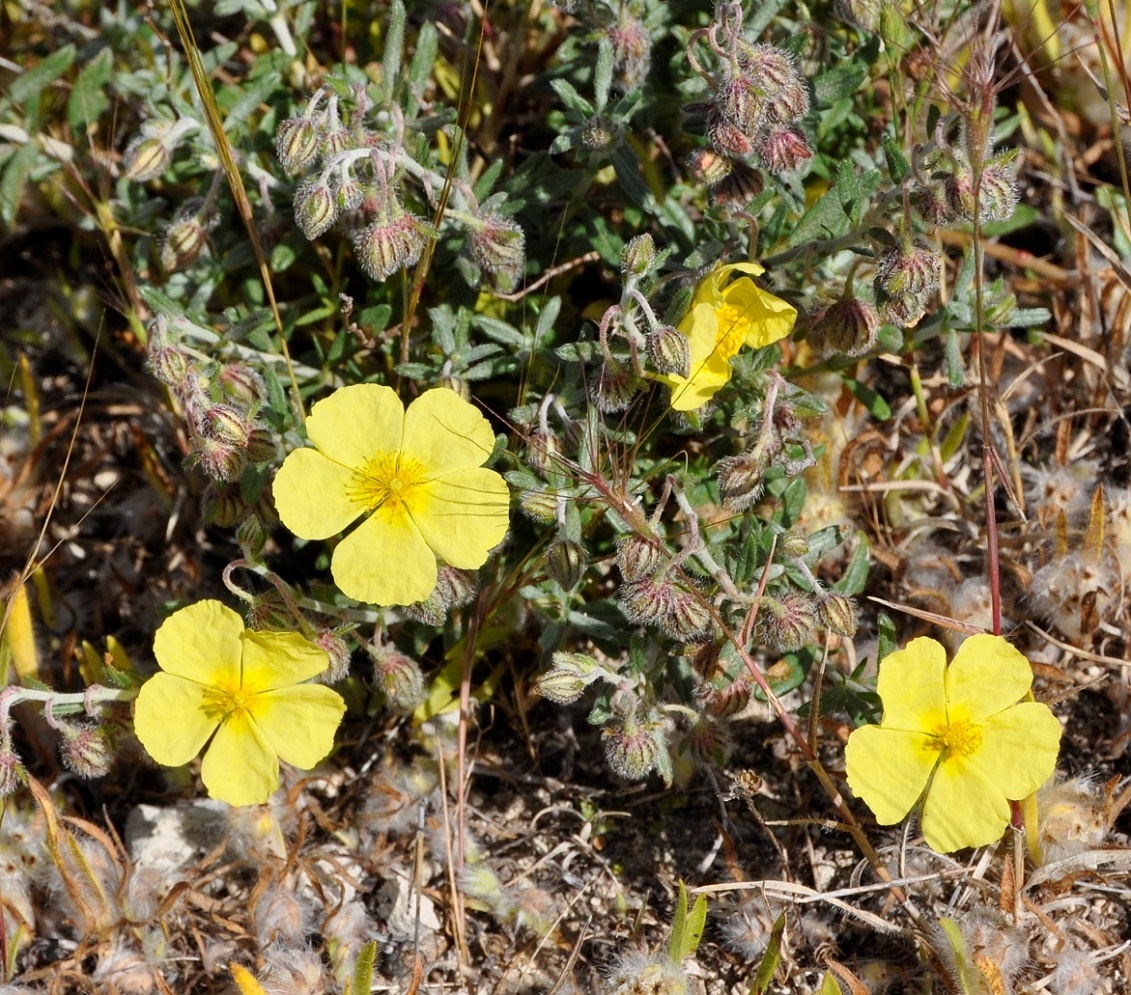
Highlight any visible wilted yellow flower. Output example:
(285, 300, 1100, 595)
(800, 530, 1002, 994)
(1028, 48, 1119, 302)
(273, 385, 510, 606)
(845, 634, 1061, 852)
(661, 261, 796, 411)
(133, 601, 346, 806)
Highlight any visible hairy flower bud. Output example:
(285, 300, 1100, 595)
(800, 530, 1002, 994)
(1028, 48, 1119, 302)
(817, 592, 858, 637)
(526, 429, 560, 477)
(124, 136, 171, 182)
(699, 677, 751, 718)
(706, 102, 756, 159)
(0, 743, 27, 796)
(589, 359, 642, 413)
(762, 80, 810, 126)
(604, 719, 661, 780)
(685, 147, 734, 186)
(245, 427, 279, 464)
(619, 576, 671, 626)
(201, 404, 252, 447)
(194, 437, 245, 481)
(717, 447, 769, 512)
(370, 648, 425, 711)
(217, 364, 265, 407)
(758, 592, 818, 651)
(547, 538, 588, 590)
(519, 488, 560, 523)
(537, 652, 602, 704)
(436, 566, 478, 609)
(147, 345, 190, 388)
(708, 161, 764, 209)
(202, 482, 248, 527)
(160, 209, 209, 272)
(353, 213, 435, 281)
(812, 297, 880, 357)
(334, 173, 365, 212)
(236, 514, 267, 561)
(469, 215, 526, 294)
(276, 116, 323, 175)
(607, 14, 652, 91)
(58, 722, 114, 778)
(949, 161, 1018, 224)
(646, 325, 691, 378)
(616, 534, 664, 582)
(621, 233, 657, 277)
(314, 630, 352, 683)
(294, 180, 339, 240)
(736, 42, 799, 94)
(660, 586, 713, 640)
(875, 237, 940, 297)
(755, 126, 813, 173)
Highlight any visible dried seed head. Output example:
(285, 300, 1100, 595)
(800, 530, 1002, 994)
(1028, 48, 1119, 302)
(606, 953, 690, 995)
(616, 534, 665, 582)
(294, 180, 339, 240)
(546, 537, 588, 590)
(582, 114, 622, 152)
(811, 297, 880, 357)
(353, 212, 435, 280)
(1036, 775, 1107, 863)
(370, 647, 426, 711)
(276, 115, 323, 175)
(646, 324, 691, 378)
(755, 126, 813, 173)
(603, 719, 661, 780)
(469, 214, 526, 294)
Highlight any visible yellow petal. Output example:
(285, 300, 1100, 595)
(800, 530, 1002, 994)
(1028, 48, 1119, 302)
(402, 388, 497, 475)
(331, 506, 437, 605)
(200, 713, 280, 806)
(945, 634, 1033, 722)
(240, 630, 331, 691)
(273, 448, 370, 540)
(970, 702, 1061, 800)
(845, 725, 938, 825)
(724, 278, 797, 349)
(304, 383, 404, 470)
(253, 685, 346, 769)
(920, 752, 1013, 851)
(875, 637, 948, 733)
(411, 468, 510, 569)
(153, 600, 244, 686)
(696, 261, 766, 307)
(666, 304, 730, 411)
(133, 673, 217, 766)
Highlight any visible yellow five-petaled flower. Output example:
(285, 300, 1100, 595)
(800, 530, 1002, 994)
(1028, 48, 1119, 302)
(273, 384, 510, 606)
(133, 600, 347, 806)
(844, 634, 1061, 853)
(660, 261, 797, 412)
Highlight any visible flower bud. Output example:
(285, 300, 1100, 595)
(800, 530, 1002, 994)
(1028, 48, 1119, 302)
(755, 126, 813, 173)
(686, 147, 734, 186)
(603, 719, 660, 780)
(736, 42, 799, 94)
(817, 592, 858, 637)
(201, 404, 252, 447)
(236, 515, 268, 561)
(404, 588, 446, 626)
(370, 648, 425, 711)
(537, 653, 602, 704)
(245, 427, 279, 464)
(319, 127, 351, 161)
(469, 215, 525, 294)
(124, 136, 171, 183)
(218, 364, 265, 406)
(438, 372, 471, 400)
(202, 482, 248, 527)
(621, 234, 656, 277)
(607, 14, 652, 91)
(812, 297, 880, 357)
(334, 174, 365, 212)
(314, 630, 352, 683)
(699, 677, 751, 718)
(58, 722, 114, 778)
(353, 213, 435, 281)
(778, 530, 810, 558)
(758, 592, 818, 651)
(160, 212, 209, 272)
(546, 538, 588, 591)
(436, 566, 478, 609)
(519, 489, 559, 523)
(875, 237, 940, 297)
(616, 534, 664, 582)
(276, 116, 323, 175)
(194, 437, 245, 482)
(526, 429, 560, 477)
(147, 345, 190, 388)
(717, 447, 768, 512)
(646, 325, 691, 378)
(762, 80, 810, 126)
(660, 586, 713, 640)
(619, 576, 670, 626)
(294, 180, 339, 240)
(706, 103, 755, 159)
(974, 162, 1019, 223)
(708, 161, 764, 209)
(589, 359, 642, 413)
(876, 287, 930, 327)
(0, 743, 27, 797)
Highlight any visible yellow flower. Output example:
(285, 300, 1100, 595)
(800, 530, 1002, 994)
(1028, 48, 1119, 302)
(133, 601, 346, 806)
(273, 384, 510, 606)
(661, 261, 797, 412)
(845, 634, 1061, 852)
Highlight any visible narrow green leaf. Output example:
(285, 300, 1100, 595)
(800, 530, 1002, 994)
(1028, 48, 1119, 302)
(382, 0, 406, 99)
(9, 45, 76, 107)
(877, 612, 897, 662)
(882, 136, 909, 182)
(352, 941, 378, 995)
(843, 375, 891, 420)
(944, 327, 964, 387)
(0, 143, 39, 231)
(68, 48, 113, 133)
(748, 912, 786, 995)
(813, 63, 866, 106)
(667, 881, 690, 963)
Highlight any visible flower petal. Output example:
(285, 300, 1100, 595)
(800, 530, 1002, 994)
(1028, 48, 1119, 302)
(845, 725, 938, 825)
(667, 304, 730, 411)
(875, 637, 948, 733)
(240, 630, 331, 691)
(304, 383, 404, 470)
(133, 673, 218, 766)
(967, 702, 1061, 800)
(253, 685, 347, 769)
(200, 713, 280, 806)
(402, 388, 497, 476)
(153, 600, 244, 686)
(695, 261, 766, 307)
(331, 505, 437, 605)
(724, 278, 797, 349)
(920, 752, 1013, 851)
(411, 467, 510, 569)
(273, 448, 371, 540)
(945, 634, 1034, 722)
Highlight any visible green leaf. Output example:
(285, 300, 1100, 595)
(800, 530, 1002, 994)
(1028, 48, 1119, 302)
(818, 972, 843, 995)
(667, 882, 708, 962)
(944, 327, 964, 387)
(751, 648, 813, 701)
(0, 143, 39, 231)
(836, 160, 881, 227)
(350, 941, 378, 995)
(833, 533, 871, 596)
(9, 45, 76, 108)
(611, 143, 656, 212)
(786, 184, 852, 248)
(382, 0, 406, 99)
(68, 48, 113, 133)
(843, 375, 891, 419)
(748, 912, 786, 995)
(877, 612, 897, 662)
(550, 79, 594, 117)
(813, 63, 866, 106)
(594, 38, 614, 111)
(407, 21, 438, 115)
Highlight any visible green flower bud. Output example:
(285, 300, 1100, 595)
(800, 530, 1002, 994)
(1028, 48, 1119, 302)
(124, 137, 171, 183)
(194, 437, 245, 482)
(245, 427, 279, 464)
(603, 719, 660, 780)
(546, 538, 588, 591)
(236, 515, 267, 561)
(536, 652, 603, 705)
(147, 346, 190, 388)
(294, 180, 339, 240)
(817, 592, 858, 637)
(370, 648, 425, 711)
(469, 215, 525, 294)
(202, 482, 247, 527)
(686, 147, 734, 186)
(812, 297, 880, 358)
(619, 576, 670, 626)
(519, 489, 559, 524)
(276, 116, 323, 175)
(526, 429, 560, 477)
(314, 630, 352, 683)
(202, 404, 251, 447)
(217, 365, 265, 406)
(621, 234, 656, 277)
(160, 212, 209, 272)
(646, 325, 691, 378)
(582, 114, 622, 153)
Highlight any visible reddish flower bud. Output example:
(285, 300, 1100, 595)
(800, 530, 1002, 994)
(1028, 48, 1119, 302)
(619, 576, 671, 626)
(59, 722, 114, 778)
(469, 215, 525, 294)
(147, 345, 190, 388)
(353, 212, 435, 281)
(755, 126, 813, 173)
(708, 161, 764, 208)
(201, 404, 252, 447)
(699, 677, 751, 718)
(370, 648, 425, 711)
(616, 534, 664, 582)
(314, 630, 352, 683)
(659, 586, 713, 640)
(686, 147, 734, 186)
(717, 447, 769, 512)
(811, 297, 880, 357)
(758, 592, 819, 651)
(160, 212, 209, 272)
(607, 14, 652, 91)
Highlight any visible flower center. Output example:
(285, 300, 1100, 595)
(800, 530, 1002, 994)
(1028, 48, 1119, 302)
(356, 452, 428, 515)
(203, 679, 260, 723)
(714, 304, 749, 360)
(931, 719, 983, 758)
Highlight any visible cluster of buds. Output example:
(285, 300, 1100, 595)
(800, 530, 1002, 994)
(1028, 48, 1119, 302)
(685, 2, 813, 207)
(872, 234, 942, 328)
(146, 316, 277, 482)
(912, 119, 1020, 229)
